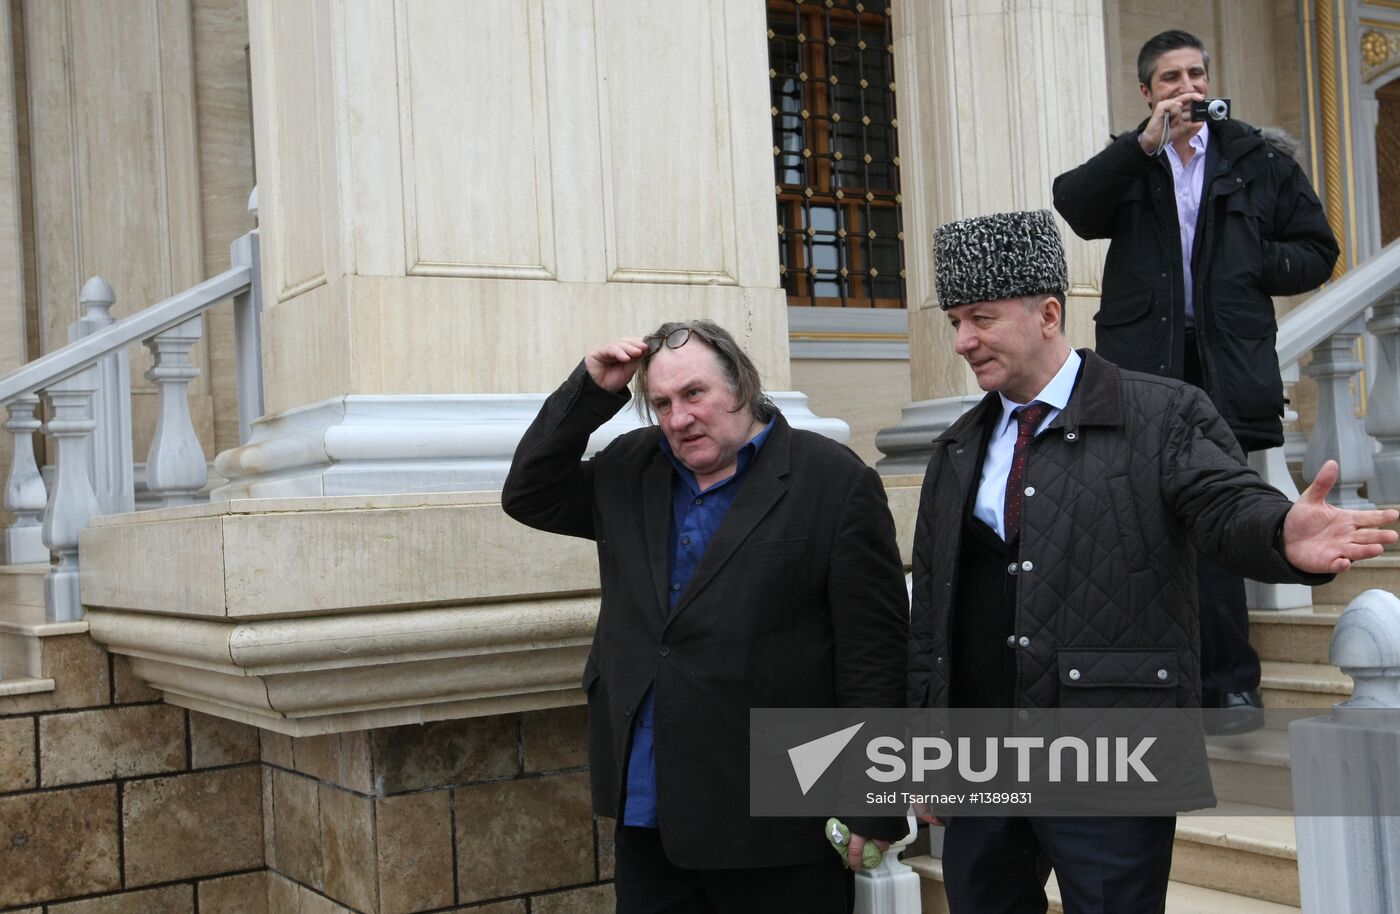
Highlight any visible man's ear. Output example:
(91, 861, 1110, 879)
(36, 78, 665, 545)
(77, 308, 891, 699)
(1140, 81, 1152, 108)
(1040, 296, 1062, 337)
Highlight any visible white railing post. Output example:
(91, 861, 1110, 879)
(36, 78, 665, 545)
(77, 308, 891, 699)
(143, 317, 207, 506)
(854, 815, 921, 914)
(230, 187, 263, 445)
(1365, 290, 1400, 504)
(1302, 325, 1376, 508)
(40, 367, 102, 621)
(69, 276, 135, 515)
(1291, 589, 1400, 912)
(3, 394, 48, 564)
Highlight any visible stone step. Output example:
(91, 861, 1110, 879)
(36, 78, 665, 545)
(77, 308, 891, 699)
(907, 852, 1300, 913)
(1172, 802, 1298, 907)
(1310, 554, 1400, 607)
(1249, 607, 1339, 666)
(1207, 728, 1293, 810)
(0, 563, 46, 610)
(1259, 660, 1351, 711)
(0, 619, 84, 684)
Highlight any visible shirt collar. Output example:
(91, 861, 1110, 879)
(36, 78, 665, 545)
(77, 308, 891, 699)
(659, 417, 776, 493)
(996, 349, 1082, 432)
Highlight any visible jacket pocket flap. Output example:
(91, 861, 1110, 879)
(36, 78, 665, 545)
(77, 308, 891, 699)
(748, 537, 808, 557)
(1093, 293, 1154, 328)
(1058, 650, 1178, 688)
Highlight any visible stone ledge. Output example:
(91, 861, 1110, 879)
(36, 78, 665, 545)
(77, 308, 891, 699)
(78, 480, 922, 736)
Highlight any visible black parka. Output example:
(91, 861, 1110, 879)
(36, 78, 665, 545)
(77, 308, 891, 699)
(1053, 119, 1339, 450)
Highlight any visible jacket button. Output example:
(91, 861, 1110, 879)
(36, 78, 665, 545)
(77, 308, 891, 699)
(1018, 710, 1030, 721)
(1236, 177, 1243, 183)
(1024, 486, 1035, 497)
(658, 646, 671, 657)
(1160, 272, 1167, 278)
(1064, 432, 1077, 442)
(1021, 560, 1034, 572)
(1006, 635, 1017, 648)
(936, 655, 946, 668)
(1018, 636, 1030, 648)
(1157, 669, 1169, 681)
(955, 446, 964, 454)
(1069, 669, 1082, 681)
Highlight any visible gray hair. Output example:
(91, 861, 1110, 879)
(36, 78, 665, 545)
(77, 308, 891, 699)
(633, 319, 778, 424)
(1137, 29, 1210, 89)
(1021, 293, 1068, 336)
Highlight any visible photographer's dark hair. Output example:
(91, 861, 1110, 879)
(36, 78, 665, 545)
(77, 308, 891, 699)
(634, 319, 778, 424)
(1137, 29, 1210, 88)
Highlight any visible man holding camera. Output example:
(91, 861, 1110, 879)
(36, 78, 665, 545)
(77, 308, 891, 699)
(1053, 29, 1339, 730)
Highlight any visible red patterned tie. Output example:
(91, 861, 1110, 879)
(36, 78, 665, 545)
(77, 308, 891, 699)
(1003, 402, 1050, 542)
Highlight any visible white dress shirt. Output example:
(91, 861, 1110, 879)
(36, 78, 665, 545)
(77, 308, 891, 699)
(973, 349, 1082, 540)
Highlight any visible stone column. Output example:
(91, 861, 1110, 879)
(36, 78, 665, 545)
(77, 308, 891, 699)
(217, 0, 840, 497)
(0, 1, 27, 532)
(876, 0, 1109, 471)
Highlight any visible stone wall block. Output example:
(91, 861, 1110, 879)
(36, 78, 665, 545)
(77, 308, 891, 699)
(371, 715, 518, 794)
(0, 634, 111, 715)
(123, 766, 264, 886)
(266, 871, 300, 912)
(190, 711, 260, 768)
(293, 733, 339, 781)
(455, 772, 593, 903)
(0, 715, 36, 791)
(46, 884, 195, 914)
(0, 784, 120, 907)
(40, 703, 188, 786)
(269, 767, 323, 890)
(531, 884, 615, 914)
(522, 707, 587, 773)
(198, 871, 270, 914)
(318, 784, 376, 913)
(261, 729, 294, 768)
(112, 654, 163, 703)
(375, 790, 454, 914)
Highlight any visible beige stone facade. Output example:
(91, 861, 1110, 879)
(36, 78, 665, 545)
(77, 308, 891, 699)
(0, 1, 1386, 911)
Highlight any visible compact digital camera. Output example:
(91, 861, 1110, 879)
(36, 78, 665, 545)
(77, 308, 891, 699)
(1190, 98, 1231, 122)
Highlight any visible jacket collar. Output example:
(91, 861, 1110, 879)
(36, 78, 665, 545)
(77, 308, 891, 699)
(938, 348, 1125, 451)
(643, 413, 793, 628)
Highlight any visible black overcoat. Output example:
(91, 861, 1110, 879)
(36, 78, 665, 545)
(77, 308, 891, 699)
(504, 364, 909, 868)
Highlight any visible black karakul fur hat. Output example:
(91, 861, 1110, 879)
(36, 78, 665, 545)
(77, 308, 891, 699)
(933, 209, 1069, 310)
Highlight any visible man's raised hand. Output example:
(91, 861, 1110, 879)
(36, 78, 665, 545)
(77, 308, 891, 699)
(584, 337, 649, 393)
(1283, 459, 1400, 573)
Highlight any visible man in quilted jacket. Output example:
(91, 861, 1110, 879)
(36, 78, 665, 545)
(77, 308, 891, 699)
(907, 209, 1394, 913)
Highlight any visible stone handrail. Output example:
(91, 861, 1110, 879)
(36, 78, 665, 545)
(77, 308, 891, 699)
(1, 190, 261, 623)
(1276, 237, 1400, 368)
(1291, 589, 1400, 912)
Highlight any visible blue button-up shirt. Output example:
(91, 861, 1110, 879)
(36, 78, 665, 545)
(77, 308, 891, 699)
(622, 419, 776, 827)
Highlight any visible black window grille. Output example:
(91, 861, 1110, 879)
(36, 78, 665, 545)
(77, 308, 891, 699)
(768, 0, 905, 308)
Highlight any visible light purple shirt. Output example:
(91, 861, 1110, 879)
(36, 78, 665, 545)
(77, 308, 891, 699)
(1165, 126, 1209, 324)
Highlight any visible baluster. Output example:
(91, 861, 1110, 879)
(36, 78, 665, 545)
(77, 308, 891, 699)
(231, 186, 264, 445)
(1302, 325, 1375, 508)
(1365, 290, 1400, 504)
(69, 277, 134, 515)
(41, 368, 102, 621)
(143, 317, 207, 506)
(4, 395, 48, 564)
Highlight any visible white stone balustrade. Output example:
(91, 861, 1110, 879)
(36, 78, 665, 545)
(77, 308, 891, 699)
(1302, 325, 1376, 509)
(70, 277, 135, 515)
(3, 395, 47, 564)
(1291, 589, 1400, 912)
(143, 317, 208, 506)
(40, 366, 102, 621)
(230, 188, 264, 445)
(1365, 290, 1400, 504)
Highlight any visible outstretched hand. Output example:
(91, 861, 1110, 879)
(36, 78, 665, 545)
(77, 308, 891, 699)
(1282, 460, 1399, 573)
(584, 337, 649, 393)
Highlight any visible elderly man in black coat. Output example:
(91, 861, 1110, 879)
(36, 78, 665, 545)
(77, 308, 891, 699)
(504, 319, 909, 914)
(907, 209, 1392, 913)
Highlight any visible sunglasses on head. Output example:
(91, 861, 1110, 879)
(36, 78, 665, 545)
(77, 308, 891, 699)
(644, 326, 709, 357)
